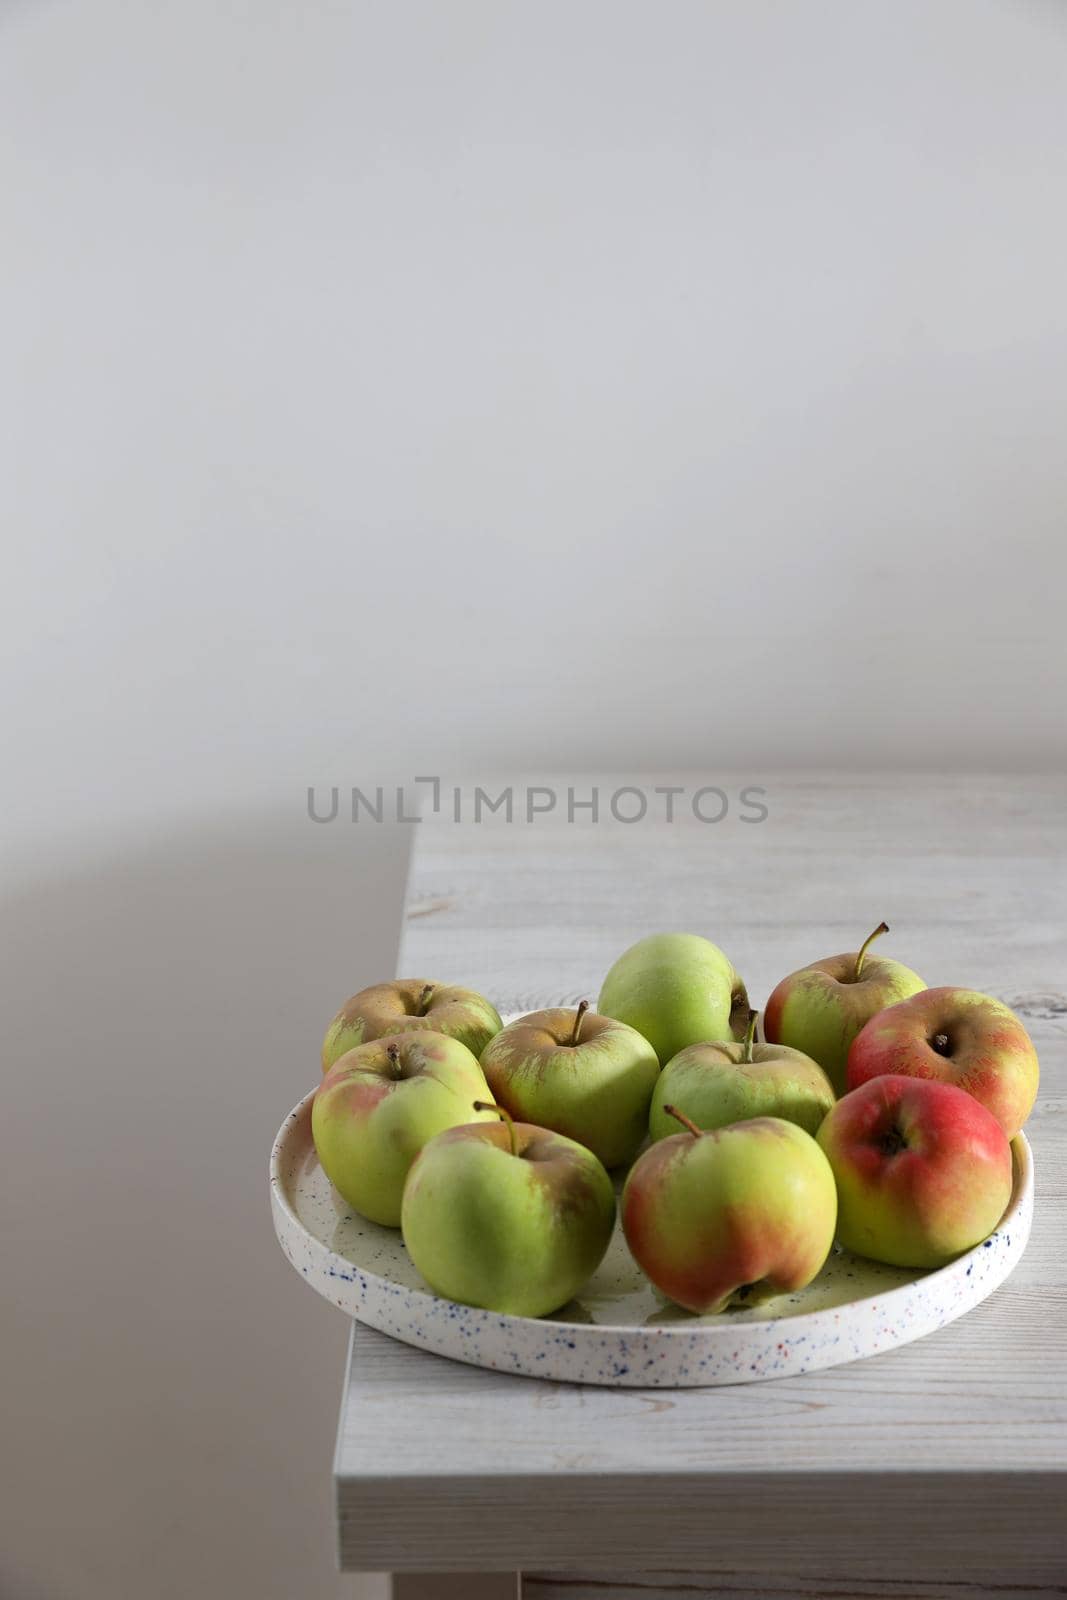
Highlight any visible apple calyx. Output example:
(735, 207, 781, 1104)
(569, 999, 591, 1048)
(877, 1123, 908, 1157)
(663, 1103, 704, 1140)
(741, 1009, 758, 1063)
(474, 1099, 518, 1158)
(416, 983, 435, 1015)
(854, 920, 890, 981)
(386, 1042, 403, 1078)
(930, 1031, 952, 1057)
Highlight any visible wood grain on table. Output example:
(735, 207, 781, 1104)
(335, 775, 1067, 1596)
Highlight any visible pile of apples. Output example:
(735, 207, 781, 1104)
(311, 926, 1039, 1320)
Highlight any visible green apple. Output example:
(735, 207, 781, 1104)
(312, 1032, 498, 1226)
(622, 1108, 837, 1313)
(479, 1001, 660, 1168)
(401, 1104, 616, 1317)
(763, 922, 926, 1095)
(649, 1012, 835, 1141)
(598, 932, 750, 1065)
(322, 978, 502, 1073)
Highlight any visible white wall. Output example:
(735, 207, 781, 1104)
(4, 0, 1066, 862)
(1, 815, 408, 1600)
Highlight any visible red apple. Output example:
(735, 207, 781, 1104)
(763, 921, 926, 1094)
(816, 1075, 1013, 1268)
(847, 987, 1038, 1140)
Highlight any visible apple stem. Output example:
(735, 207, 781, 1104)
(417, 983, 435, 1015)
(474, 1099, 517, 1158)
(386, 1042, 402, 1078)
(663, 1103, 704, 1140)
(569, 999, 591, 1047)
(741, 1009, 758, 1063)
(854, 921, 889, 981)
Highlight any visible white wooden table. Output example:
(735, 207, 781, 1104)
(334, 775, 1067, 1599)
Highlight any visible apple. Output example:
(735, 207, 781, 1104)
(847, 986, 1038, 1139)
(817, 1074, 1013, 1268)
(401, 1103, 616, 1317)
(621, 1108, 837, 1313)
(763, 922, 926, 1095)
(321, 978, 502, 1073)
(648, 1012, 835, 1141)
(480, 1001, 660, 1168)
(597, 932, 750, 1065)
(312, 1032, 498, 1226)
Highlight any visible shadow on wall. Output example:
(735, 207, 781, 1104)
(0, 812, 411, 1600)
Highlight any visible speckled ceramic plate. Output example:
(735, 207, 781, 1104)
(269, 1081, 1033, 1388)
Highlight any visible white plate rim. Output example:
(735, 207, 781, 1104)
(269, 1083, 1034, 1387)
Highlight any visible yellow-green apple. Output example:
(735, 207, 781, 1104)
(401, 1104, 616, 1317)
(817, 1074, 1012, 1268)
(763, 922, 926, 1095)
(649, 1013, 835, 1141)
(312, 1033, 497, 1225)
(621, 1109, 837, 1313)
(322, 978, 502, 1073)
(479, 1001, 659, 1168)
(598, 932, 750, 1064)
(847, 987, 1038, 1139)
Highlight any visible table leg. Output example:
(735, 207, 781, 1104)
(392, 1576, 520, 1600)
